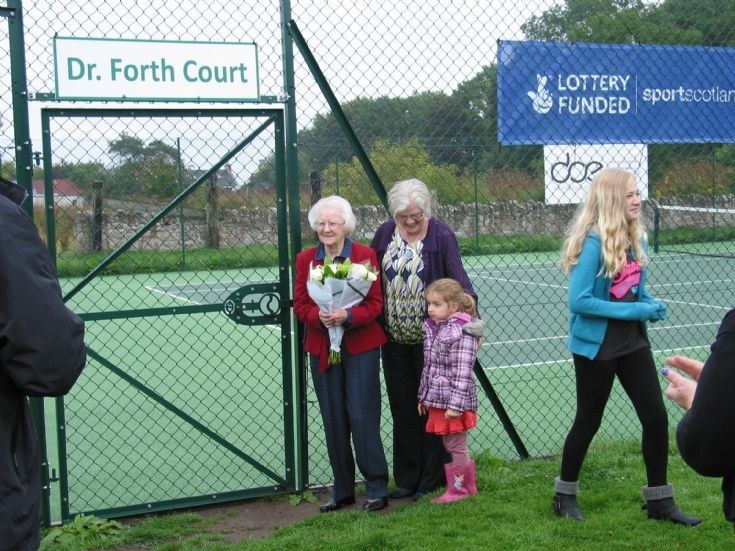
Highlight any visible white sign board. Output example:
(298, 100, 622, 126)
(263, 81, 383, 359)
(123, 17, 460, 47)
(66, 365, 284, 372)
(544, 143, 648, 205)
(54, 37, 259, 102)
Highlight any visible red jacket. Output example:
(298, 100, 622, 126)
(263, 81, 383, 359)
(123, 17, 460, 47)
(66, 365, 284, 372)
(294, 241, 387, 371)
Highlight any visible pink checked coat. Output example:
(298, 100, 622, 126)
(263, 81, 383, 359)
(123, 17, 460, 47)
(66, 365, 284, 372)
(418, 313, 480, 412)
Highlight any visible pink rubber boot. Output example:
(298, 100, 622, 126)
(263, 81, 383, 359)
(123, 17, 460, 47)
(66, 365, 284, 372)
(432, 464, 470, 503)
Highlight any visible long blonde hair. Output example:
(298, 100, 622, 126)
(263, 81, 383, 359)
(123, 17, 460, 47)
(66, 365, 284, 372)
(560, 168, 647, 277)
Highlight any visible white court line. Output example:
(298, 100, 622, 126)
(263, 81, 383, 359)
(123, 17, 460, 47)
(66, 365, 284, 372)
(484, 335, 566, 346)
(472, 275, 567, 289)
(147, 282, 286, 333)
(664, 298, 731, 312)
(485, 358, 569, 370)
(650, 321, 722, 330)
(466, 252, 732, 275)
(144, 285, 203, 305)
(654, 345, 711, 354)
(655, 253, 735, 261)
(484, 321, 720, 347)
(652, 278, 735, 288)
(175, 285, 246, 294)
(468, 259, 560, 270)
(657, 205, 735, 214)
(485, 345, 710, 371)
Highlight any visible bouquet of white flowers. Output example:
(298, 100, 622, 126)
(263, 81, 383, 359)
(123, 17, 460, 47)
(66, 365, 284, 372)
(307, 257, 379, 365)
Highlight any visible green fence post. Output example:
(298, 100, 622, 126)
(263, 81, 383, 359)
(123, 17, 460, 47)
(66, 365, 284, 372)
(280, 0, 307, 494)
(6, 0, 33, 215)
(286, 18, 388, 211)
(6, 0, 53, 527)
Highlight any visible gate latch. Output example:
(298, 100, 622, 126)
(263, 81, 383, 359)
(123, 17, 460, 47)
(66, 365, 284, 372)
(223, 282, 281, 326)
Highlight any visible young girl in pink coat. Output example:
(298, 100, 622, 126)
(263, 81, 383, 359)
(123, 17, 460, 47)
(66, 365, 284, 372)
(418, 278, 484, 503)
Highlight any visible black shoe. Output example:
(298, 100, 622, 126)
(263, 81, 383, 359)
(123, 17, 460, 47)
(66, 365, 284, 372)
(362, 496, 388, 512)
(319, 495, 355, 513)
(388, 487, 414, 499)
(643, 497, 701, 526)
(552, 493, 585, 521)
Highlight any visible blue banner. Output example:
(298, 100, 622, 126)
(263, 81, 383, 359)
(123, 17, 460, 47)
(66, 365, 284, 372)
(497, 40, 735, 145)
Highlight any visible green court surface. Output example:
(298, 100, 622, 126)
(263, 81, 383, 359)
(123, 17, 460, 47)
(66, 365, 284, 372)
(466, 250, 733, 461)
(45, 249, 734, 520)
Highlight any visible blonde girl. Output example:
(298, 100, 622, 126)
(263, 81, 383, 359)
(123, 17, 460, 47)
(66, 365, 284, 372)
(552, 168, 700, 526)
(418, 278, 484, 503)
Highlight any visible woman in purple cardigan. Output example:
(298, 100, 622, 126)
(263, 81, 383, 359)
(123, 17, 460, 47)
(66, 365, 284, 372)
(371, 178, 476, 501)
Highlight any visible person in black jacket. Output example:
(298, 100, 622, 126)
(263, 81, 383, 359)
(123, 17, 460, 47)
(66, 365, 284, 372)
(0, 178, 86, 551)
(662, 307, 735, 532)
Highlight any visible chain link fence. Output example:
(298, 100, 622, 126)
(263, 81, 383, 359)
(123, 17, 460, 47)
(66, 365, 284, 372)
(2, 0, 735, 523)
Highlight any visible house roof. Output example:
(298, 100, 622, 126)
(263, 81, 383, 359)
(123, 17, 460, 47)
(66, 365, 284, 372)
(31, 178, 84, 196)
(190, 165, 240, 190)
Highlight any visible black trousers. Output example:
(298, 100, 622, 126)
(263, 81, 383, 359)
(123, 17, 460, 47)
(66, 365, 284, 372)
(382, 341, 450, 493)
(560, 346, 669, 487)
(310, 347, 389, 501)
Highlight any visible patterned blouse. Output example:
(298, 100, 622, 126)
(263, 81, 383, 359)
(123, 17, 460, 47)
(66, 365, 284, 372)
(381, 229, 425, 344)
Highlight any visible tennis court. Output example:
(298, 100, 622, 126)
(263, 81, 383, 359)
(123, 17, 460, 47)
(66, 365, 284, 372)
(465, 248, 734, 459)
(49, 266, 288, 521)
(471, 251, 732, 369)
(45, 245, 734, 521)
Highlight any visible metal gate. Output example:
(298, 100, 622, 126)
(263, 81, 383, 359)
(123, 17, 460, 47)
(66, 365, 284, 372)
(40, 107, 295, 522)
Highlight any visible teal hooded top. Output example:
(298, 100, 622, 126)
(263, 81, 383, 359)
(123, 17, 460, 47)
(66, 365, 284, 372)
(566, 231, 666, 360)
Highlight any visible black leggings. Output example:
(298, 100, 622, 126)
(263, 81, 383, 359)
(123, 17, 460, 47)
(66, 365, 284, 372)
(560, 346, 669, 487)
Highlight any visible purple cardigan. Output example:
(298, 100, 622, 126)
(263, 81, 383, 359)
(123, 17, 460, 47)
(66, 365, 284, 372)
(370, 217, 476, 300)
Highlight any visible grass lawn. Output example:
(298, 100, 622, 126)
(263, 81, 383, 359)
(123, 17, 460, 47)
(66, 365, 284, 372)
(42, 438, 733, 550)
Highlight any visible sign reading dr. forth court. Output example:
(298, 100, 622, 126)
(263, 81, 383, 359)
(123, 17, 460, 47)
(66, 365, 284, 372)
(54, 37, 260, 102)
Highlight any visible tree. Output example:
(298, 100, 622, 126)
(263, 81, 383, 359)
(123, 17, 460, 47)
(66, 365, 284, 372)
(107, 134, 181, 199)
(1, 160, 16, 180)
(451, 64, 542, 177)
(521, 0, 699, 44)
(654, 0, 735, 46)
(53, 161, 109, 193)
(320, 138, 475, 206)
(297, 92, 481, 173)
(108, 134, 146, 162)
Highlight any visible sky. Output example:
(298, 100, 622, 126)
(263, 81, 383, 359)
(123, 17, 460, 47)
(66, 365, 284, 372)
(1, 0, 560, 181)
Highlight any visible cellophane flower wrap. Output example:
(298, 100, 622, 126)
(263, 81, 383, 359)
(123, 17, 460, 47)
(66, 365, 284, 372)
(306, 257, 379, 365)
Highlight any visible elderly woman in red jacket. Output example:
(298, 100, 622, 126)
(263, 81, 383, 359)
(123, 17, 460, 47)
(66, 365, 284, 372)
(294, 195, 389, 513)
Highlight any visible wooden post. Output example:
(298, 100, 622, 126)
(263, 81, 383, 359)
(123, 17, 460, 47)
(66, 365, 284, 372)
(91, 180, 103, 251)
(309, 170, 321, 206)
(206, 175, 220, 249)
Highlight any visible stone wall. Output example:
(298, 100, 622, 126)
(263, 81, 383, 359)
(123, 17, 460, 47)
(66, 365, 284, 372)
(67, 195, 735, 252)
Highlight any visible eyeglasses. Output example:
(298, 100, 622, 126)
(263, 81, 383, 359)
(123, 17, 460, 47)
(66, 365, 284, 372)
(316, 220, 345, 230)
(395, 211, 425, 224)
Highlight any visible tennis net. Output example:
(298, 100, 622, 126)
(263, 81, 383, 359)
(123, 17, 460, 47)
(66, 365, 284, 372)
(651, 203, 735, 257)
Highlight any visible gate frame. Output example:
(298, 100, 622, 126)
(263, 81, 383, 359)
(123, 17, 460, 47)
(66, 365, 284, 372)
(40, 107, 297, 523)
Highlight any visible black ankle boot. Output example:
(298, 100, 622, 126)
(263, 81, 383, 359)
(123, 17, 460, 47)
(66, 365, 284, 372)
(644, 497, 701, 526)
(552, 477, 585, 521)
(552, 493, 585, 521)
(642, 485, 701, 526)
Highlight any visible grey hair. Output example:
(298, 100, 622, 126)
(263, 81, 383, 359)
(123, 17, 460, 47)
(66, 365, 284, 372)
(307, 195, 357, 235)
(387, 178, 433, 219)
